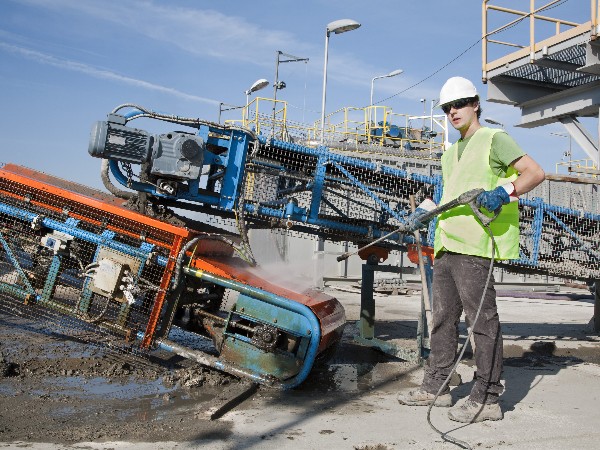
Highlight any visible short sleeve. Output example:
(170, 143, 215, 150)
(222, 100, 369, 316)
(490, 132, 526, 177)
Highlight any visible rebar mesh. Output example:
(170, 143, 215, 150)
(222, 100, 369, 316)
(240, 140, 600, 282)
(1, 136, 598, 373)
(0, 165, 188, 356)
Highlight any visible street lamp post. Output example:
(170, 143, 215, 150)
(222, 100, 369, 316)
(245, 78, 269, 126)
(420, 98, 427, 130)
(551, 132, 573, 167)
(316, 19, 360, 289)
(271, 51, 309, 139)
(369, 69, 403, 109)
(319, 19, 361, 145)
(369, 69, 403, 127)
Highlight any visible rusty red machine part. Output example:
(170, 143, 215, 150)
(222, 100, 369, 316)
(0, 163, 346, 388)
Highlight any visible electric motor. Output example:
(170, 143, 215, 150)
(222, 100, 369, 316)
(88, 114, 152, 164)
(88, 113, 205, 181)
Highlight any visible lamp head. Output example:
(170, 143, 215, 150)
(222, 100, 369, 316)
(484, 117, 503, 127)
(246, 78, 269, 95)
(327, 19, 361, 35)
(387, 69, 403, 77)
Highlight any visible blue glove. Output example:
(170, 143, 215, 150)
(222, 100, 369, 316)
(404, 198, 437, 232)
(405, 208, 429, 232)
(475, 185, 511, 213)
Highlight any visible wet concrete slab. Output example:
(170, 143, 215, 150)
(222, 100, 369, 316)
(215, 286, 600, 449)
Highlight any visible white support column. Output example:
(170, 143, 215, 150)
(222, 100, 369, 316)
(313, 238, 325, 290)
(559, 116, 600, 167)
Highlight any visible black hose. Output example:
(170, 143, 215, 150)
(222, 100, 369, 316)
(110, 103, 261, 143)
(77, 293, 113, 324)
(233, 178, 257, 267)
(100, 159, 134, 199)
(426, 222, 497, 450)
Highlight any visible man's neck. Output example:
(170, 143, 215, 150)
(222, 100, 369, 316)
(460, 121, 481, 140)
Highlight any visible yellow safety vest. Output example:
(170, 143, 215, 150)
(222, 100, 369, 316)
(434, 127, 520, 260)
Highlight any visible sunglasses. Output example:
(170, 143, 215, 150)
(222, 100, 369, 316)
(441, 98, 474, 114)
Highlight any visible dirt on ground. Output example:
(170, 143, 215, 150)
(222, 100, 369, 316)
(0, 312, 241, 444)
(0, 309, 390, 446)
(0, 308, 407, 446)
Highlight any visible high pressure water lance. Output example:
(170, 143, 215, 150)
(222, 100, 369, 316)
(336, 188, 497, 263)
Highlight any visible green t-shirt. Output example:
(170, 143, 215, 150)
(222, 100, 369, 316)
(456, 130, 526, 177)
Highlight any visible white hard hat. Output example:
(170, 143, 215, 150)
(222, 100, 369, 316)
(439, 77, 478, 106)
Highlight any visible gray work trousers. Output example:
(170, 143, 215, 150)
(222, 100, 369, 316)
(421, 252, 504, 404)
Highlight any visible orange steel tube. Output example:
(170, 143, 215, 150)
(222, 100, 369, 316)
(0, 165, 190, 237)
(482, 0, 488, 81)
(530, 0, 535, 61)
(0, 165, 192, 249)
(593, 0, 599, 39)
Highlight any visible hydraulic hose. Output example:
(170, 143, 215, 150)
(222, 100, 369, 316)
(111, 103, 261, 142)
(100, 159, 135, 199)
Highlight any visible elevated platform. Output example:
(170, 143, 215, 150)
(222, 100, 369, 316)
(482, 0, 600, 166)
(484, 20, 600, 111)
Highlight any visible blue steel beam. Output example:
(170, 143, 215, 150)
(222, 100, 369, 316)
(0, 201, 153, 261)
(0, 231, 37, 296)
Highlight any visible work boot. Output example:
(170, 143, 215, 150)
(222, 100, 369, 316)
(448, 399, 503, 423)
(397, 388, 452, 407)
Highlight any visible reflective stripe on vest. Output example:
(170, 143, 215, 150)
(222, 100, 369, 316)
(434, 127, 520, 260)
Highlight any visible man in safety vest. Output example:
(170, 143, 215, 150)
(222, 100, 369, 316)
(397, 76, 545, 423)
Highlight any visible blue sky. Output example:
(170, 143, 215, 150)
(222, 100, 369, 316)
(0, 0, 591, 189)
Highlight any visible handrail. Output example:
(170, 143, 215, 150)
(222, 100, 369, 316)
(237, 97, 448, 154)
(593, 0, 599, 39)
(556, 158, 600, 178)
(482, 0, 592, 81)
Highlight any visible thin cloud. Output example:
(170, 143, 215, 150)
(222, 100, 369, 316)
(0, 42, 220, 105)
(9, 0, 435, 104)
(16, 0, 302, 67)
(13, 0, 372, 88)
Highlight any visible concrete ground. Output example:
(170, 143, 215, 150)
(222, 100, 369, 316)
(2, 282, 599, 450)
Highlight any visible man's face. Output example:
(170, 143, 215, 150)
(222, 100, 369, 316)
(442, 99, 479, 132)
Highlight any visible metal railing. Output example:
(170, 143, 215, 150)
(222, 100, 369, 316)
(556, 158, 600, 178)
(231, 97, 449, 155)
(310, 105, 448, 154)
(482, 0, 596, 81)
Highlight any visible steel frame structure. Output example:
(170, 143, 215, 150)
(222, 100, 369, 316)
(482, 0, 600, 168)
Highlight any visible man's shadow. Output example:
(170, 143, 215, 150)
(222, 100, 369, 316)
(448, 340, 585, 412)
